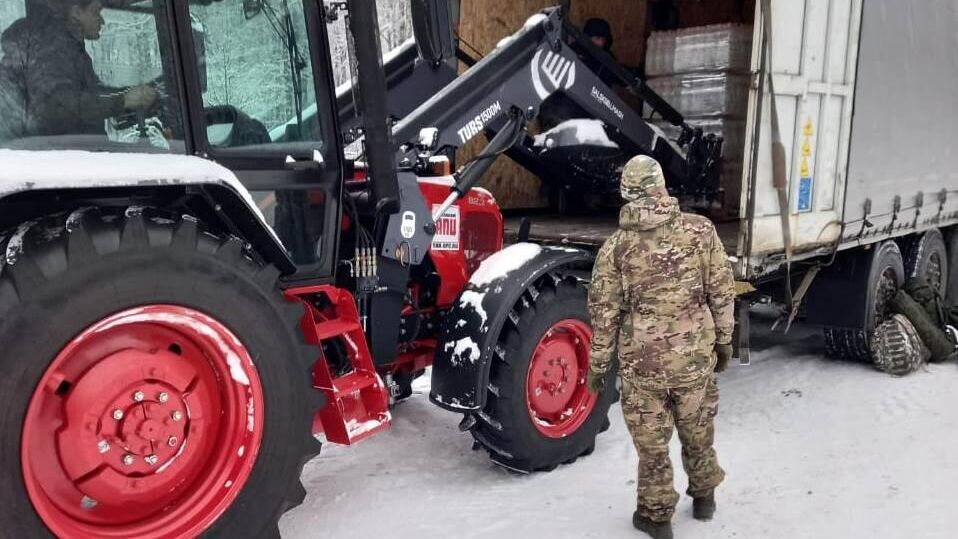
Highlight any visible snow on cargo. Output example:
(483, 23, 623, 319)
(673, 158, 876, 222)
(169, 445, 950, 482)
(533, 119, 619, 149)
(469, 243, 542, 287)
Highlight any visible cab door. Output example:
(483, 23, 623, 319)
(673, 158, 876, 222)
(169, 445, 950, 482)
(175, 0, 343, 281)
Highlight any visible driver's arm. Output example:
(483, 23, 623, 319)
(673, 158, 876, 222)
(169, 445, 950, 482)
(24, 50, 126, 135)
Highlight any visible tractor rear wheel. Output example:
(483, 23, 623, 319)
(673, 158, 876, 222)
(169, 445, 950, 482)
(472, 273, 617, 472)
(0, 209, 318, 538)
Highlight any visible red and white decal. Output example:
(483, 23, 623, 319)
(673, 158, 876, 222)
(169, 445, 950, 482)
(431, 204, 460, 251)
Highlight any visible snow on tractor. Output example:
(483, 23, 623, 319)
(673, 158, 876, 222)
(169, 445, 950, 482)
(0, 1, 672, 536)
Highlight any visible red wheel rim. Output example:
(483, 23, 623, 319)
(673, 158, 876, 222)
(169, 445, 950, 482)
(525, 319, 597, 438)
(21, 306, 265, 538)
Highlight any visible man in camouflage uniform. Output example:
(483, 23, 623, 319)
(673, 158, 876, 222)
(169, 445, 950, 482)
(586, 155, 736, 539)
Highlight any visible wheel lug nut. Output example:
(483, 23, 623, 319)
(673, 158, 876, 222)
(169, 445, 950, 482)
(122, 454, 135, 466)
(158, 392, 169, 403)
(171, 410, 183, 422)
(145, 454, 159, 466)
(132, 391, 145, 402)
(168, 436, 178, 447)
(112, 409, 124, 420)
(97, 440, 110, 454)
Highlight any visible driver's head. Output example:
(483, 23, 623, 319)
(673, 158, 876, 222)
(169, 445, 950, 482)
(49, 0, 105, 40)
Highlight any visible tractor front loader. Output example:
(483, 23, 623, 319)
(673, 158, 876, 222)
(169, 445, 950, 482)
(0, 0, 714, 536)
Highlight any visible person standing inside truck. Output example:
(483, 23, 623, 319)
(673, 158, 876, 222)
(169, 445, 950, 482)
(579, 17, 620, 87)
(586, 155, 735, 539)
(0, 0, 156, 141)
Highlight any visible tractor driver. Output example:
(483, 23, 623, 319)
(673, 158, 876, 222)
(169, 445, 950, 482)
(0, 0, 157, 141)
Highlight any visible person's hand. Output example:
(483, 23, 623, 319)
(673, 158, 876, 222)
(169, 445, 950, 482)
(586, 369, 607, 394)
(124, 84, 157, 111)
(714, 343, 733, 373)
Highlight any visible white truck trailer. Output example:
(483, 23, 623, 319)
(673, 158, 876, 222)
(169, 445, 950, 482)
(508, 0, 958, 361)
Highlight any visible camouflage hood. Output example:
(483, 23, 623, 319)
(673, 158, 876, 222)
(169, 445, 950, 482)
(619, 195, 681, 231)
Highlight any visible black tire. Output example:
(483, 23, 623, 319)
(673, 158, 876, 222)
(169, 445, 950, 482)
(471, 273, 617, 472)
(903, 229, 948, 295)
(943, 227, 958, 307)
(0, 208, 319, 538)
(824, 240, 905, 362)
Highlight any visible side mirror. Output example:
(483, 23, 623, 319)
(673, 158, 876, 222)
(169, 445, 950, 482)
(243, 0, 263, 19)
(205, 106, 238, 146)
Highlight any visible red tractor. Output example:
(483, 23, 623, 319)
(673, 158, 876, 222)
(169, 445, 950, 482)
(0, 0, 692, 535)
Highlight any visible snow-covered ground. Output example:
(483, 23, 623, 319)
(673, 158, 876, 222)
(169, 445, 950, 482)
(280, 315, 958, 538)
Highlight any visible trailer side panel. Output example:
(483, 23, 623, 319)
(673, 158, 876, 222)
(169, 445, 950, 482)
(842, 0, 958, 243)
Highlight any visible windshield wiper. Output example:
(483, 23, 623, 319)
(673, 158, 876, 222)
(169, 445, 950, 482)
(259, 0, 308, 133)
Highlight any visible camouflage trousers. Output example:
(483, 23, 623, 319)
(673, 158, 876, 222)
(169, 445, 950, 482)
(621, 374, 725, 522)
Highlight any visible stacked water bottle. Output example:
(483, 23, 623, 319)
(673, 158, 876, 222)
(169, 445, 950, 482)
(645, 24, 753, 215)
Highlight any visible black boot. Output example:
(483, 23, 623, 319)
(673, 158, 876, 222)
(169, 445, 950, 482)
(632, 511, 673, 539)
(692, 492, 716, 521)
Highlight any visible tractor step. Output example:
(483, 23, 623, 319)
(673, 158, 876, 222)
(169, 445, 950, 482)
(285, 285, 391, 445)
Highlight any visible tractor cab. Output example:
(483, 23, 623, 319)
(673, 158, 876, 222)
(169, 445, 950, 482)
(0, 0, 346, 275)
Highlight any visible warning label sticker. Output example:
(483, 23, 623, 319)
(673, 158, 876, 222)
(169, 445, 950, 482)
(431, 205, 460, 251)
(797, 177, 813, 212)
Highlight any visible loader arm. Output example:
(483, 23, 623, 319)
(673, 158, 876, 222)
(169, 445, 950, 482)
(391, 7, 720, 195)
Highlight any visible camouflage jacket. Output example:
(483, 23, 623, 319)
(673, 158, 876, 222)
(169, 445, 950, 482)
(588, 195, 735, 389)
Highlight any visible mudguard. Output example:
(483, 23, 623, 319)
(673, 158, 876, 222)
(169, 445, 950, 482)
(0, 149, 294, 273)
(430, 243, 593, 412)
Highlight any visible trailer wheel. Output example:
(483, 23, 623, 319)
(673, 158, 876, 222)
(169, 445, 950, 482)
(0, 209, 318, 538)
(943, 228, 958, 307)
(472, 273, 617, 472)
(903, 229, 948, 295)
(824, 240, 905, 362)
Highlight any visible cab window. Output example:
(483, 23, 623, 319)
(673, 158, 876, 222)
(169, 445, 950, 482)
(188, 0, 323, 152)
(0, 0, 184, 152)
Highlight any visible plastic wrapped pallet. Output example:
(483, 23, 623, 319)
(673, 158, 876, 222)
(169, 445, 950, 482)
(645, 23, 752, 77)
(646, 72, 750, 119)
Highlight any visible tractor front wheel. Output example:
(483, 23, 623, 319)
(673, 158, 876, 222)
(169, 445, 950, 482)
(0, 209, 318, 538)
(472, 273, 617, 472)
